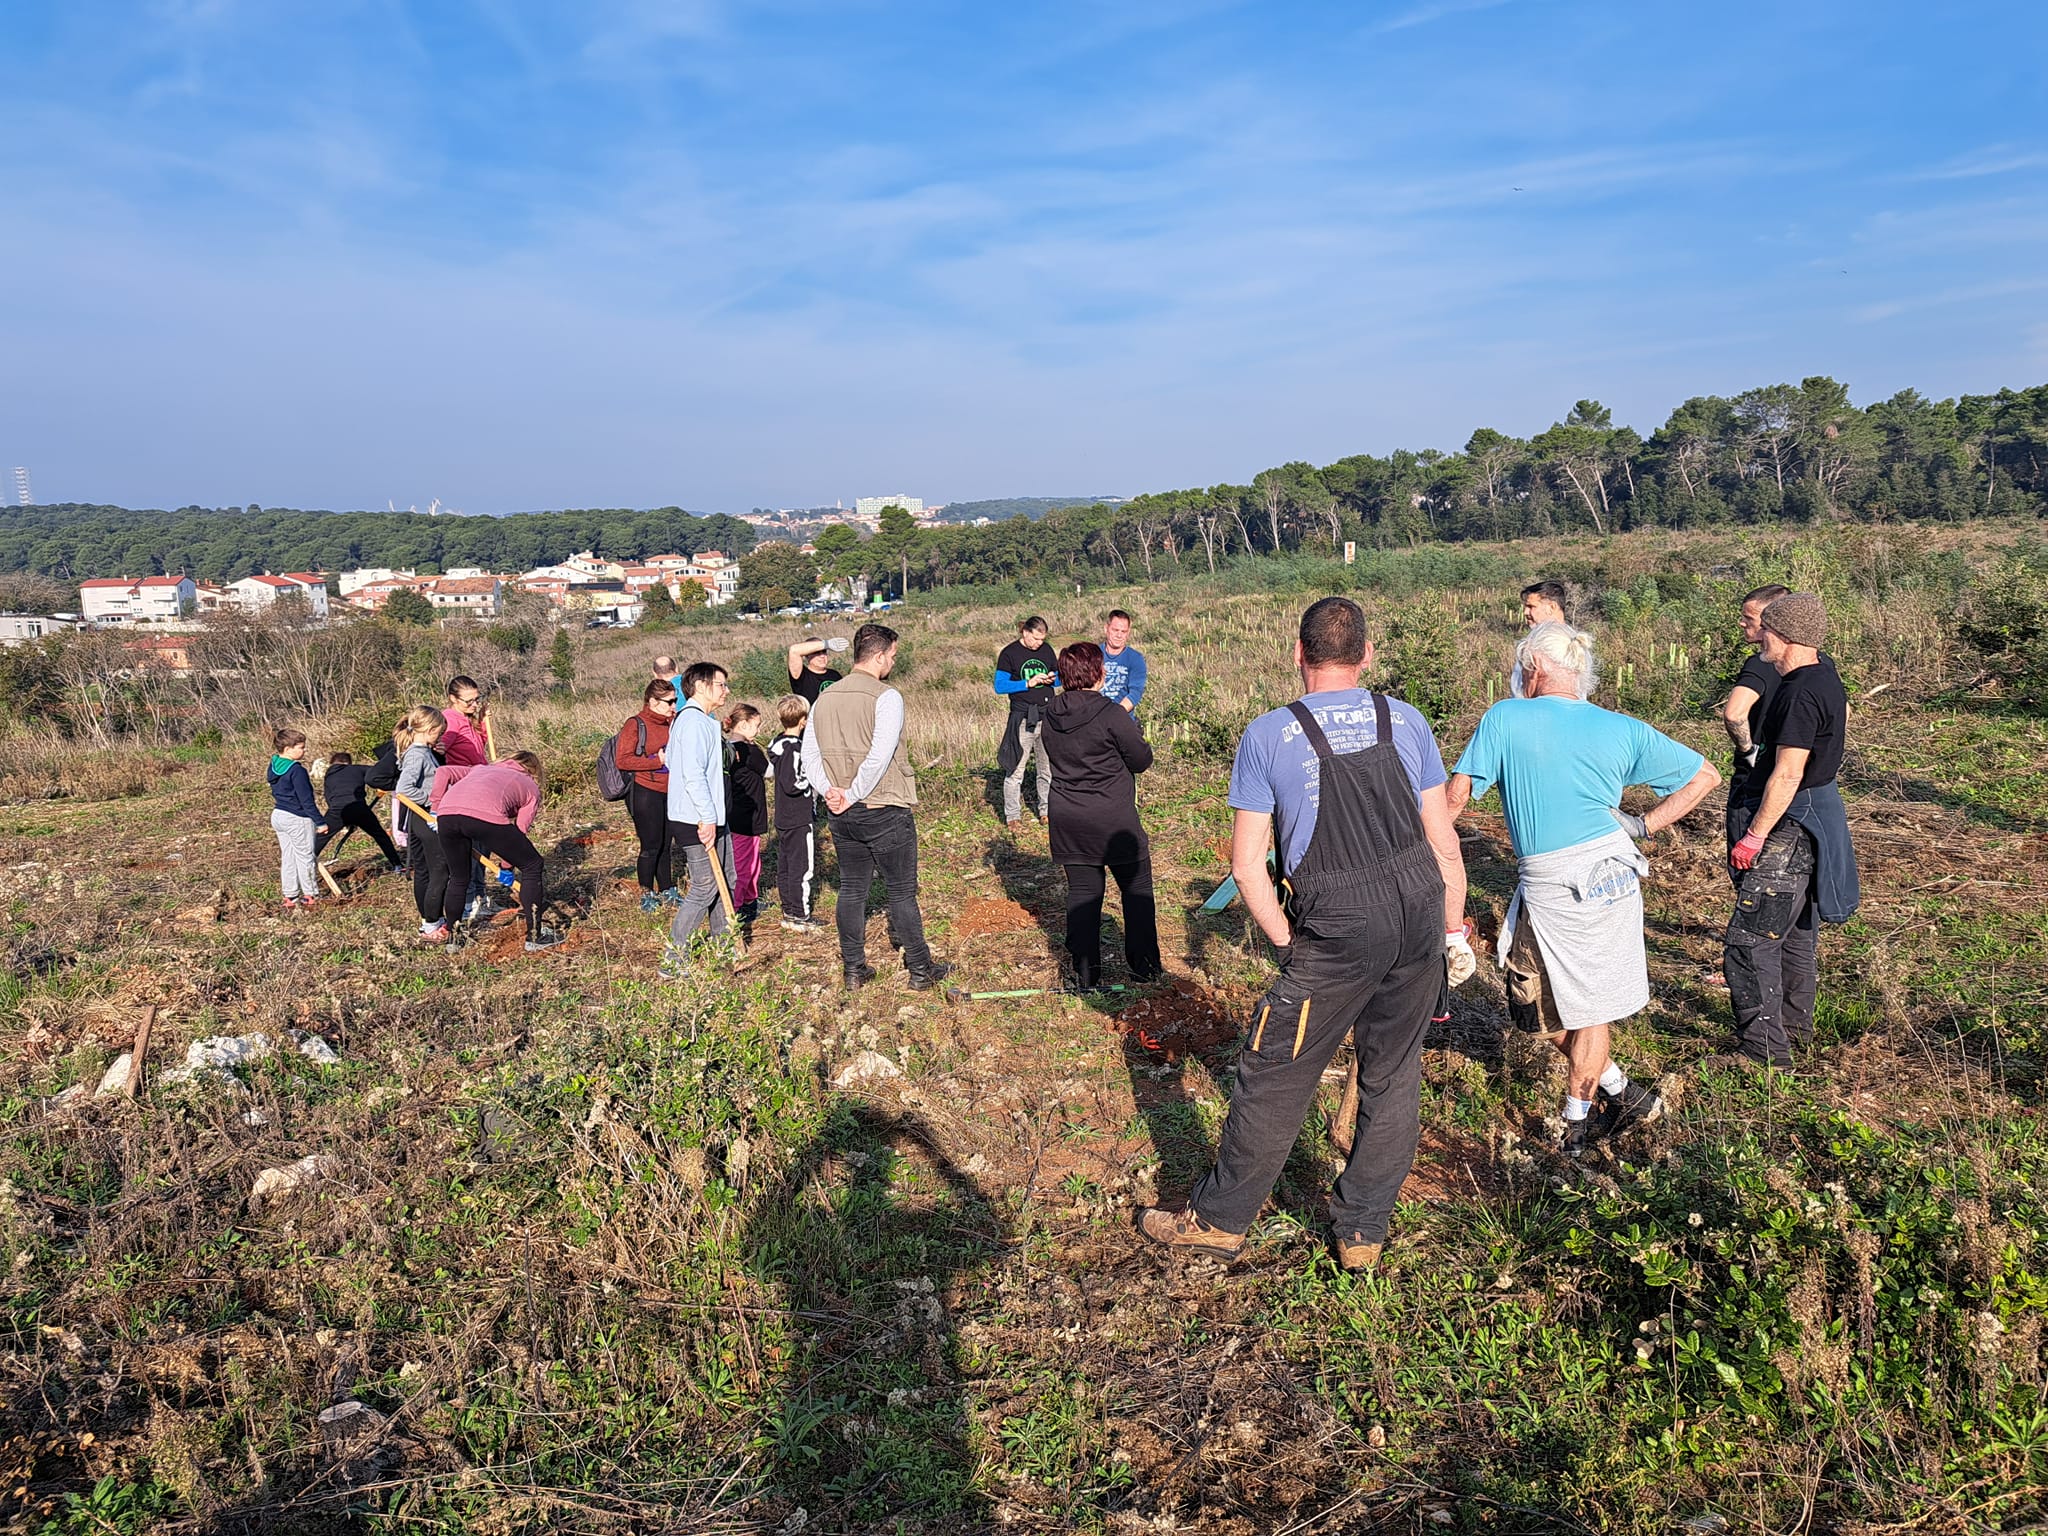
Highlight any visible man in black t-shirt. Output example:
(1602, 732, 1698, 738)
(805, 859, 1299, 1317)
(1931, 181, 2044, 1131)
(1720, 582, 1788, 853)
(787, 637, 846, 706)
(1720, 592, 1850, 1068)
(994, 616, 1059, 828)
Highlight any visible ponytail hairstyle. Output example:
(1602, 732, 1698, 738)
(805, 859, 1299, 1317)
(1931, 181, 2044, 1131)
(396, 705, 447, 751)
(723, 702, 762, 734)
(1515, 621, 1598, 699)
(509, 749, 545, 791)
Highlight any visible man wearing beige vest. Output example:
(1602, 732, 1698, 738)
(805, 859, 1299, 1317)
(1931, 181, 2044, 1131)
(799, 623, 951, 992)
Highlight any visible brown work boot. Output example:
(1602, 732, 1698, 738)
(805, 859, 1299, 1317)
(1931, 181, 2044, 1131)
(1137, 1206, 1244, 1259)
(1334, 1234, 1383, 1273)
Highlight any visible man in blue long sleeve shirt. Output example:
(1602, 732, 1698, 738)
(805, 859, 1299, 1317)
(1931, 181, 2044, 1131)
(1101, 610, 1147, 714)
(663, 660, 738, 966)
(994, 615, 1059, 828)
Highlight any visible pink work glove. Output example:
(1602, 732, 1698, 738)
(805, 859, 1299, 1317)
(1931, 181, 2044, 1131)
(1730, 829, 1766, 871)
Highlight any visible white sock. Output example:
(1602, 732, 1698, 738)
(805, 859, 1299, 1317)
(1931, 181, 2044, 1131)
(1564, 1095, 1594, 1121)
(1599, 1063, 1629, 1095)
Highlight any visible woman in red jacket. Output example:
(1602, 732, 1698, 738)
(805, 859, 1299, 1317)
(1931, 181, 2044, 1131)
(617, 679, 680, 910)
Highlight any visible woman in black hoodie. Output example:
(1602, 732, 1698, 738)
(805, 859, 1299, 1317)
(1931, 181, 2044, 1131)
(1041, 641, 1163, 990)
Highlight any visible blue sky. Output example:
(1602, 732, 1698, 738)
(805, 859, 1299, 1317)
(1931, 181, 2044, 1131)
(4, 0, 2045, 514)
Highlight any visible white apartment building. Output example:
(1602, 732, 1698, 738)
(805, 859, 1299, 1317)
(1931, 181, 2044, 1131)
(854, 496, 924, 518)
(335, 567, 418, 596)
(228, 573, 331, 620)
(77, 575, 197, 624)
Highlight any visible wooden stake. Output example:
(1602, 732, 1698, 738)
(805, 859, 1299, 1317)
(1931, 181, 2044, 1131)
(124, 1005, 156, 1100)
(318, 862, 344, 898)
(483, 712, 499, 763)
(1332, 1058, 1359, 1157)
(705, 843, 742, 933)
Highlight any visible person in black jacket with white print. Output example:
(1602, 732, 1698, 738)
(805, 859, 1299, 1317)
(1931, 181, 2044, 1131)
(1039, 641, 1162, 992)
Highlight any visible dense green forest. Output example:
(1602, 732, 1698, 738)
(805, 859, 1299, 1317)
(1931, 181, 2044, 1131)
(766, 378, 2048, 597)
(0, 504, 755, 583)
(4, 377, 2044, 592)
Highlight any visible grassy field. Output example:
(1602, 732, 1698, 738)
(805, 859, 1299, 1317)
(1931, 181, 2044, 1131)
(2, 524, 2045, 1534)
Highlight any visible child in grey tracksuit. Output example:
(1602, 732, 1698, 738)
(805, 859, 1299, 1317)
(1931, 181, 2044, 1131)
(267, 726, 326, 909)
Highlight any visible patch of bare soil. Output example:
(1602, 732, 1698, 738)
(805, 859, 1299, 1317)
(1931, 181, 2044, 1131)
(564, 827, 634, 849)
(1399, 1125, 1503, 1203)
(472, 916, 600, 963)
(1110, 978, 1240, 1060)
(954, 896, 1040, 937)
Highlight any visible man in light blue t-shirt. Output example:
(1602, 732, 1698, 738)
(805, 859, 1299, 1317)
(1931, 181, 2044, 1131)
(1228, 687, 1447, 869)
(1449, 622, 1719, 1157)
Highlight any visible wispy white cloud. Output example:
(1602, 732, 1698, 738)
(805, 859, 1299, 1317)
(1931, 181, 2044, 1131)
(1906, 145, 2048, 181)
(1367, 0, 1512, 35)
(1853, 277, 2048, 325)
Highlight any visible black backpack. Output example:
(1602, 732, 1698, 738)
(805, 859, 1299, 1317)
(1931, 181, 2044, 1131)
(596, 719, 647, 802)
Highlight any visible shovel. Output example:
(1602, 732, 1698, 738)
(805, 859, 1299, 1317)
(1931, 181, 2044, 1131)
(704, 843, 756, 965)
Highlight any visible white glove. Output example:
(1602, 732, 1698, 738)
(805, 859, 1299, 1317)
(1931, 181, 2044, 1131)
(1736, 744, 1760, 771)
(1610, 808, 1648, 842)
(1444, 924, 1477, 987)
(826, 636, 849, 653)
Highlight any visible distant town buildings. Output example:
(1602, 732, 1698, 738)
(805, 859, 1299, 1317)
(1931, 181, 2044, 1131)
(507, 548, 738, 614)
(854, 495, 924, 519)
(40, 540, 757, 643)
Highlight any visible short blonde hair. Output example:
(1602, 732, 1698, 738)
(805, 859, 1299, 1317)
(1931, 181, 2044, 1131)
(1516, 621, 1597, 699)
(776, 694, 810, 731)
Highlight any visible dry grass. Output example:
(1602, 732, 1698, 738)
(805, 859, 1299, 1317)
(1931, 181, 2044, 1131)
(2, 525, 2044, 1534)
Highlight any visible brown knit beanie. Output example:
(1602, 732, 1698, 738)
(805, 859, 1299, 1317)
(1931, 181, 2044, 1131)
(1761, 592, 1825, 649)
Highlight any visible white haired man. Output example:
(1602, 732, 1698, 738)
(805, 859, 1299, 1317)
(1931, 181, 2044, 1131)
(1448, 622, 1721, 1154)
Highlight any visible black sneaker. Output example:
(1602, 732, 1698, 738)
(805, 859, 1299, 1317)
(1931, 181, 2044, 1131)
(842, 962, 877, 991)
(1559, 1117, 1598, 1158)
(1595, 1080, 1666, 1138)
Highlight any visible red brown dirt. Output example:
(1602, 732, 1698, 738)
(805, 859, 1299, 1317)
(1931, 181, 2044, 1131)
(1110, 978, 1241, 1060)
(953, 896, 1039, 937)
(1398, 1126, 1503, 1203)
(474, 917, 598, 963)
(565, 827, 634, 849)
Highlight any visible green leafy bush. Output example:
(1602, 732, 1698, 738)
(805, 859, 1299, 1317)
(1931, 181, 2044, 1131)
(1960, 558, 2048, 706)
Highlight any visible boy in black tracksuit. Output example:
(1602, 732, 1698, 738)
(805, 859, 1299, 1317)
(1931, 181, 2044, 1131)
(766, 695, 821, 931)
(317, 750, 404, 869)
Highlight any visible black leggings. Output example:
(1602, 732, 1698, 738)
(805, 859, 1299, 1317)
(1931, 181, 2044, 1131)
(1063, 859, 1161, 989)
(628, 780, 677, 891)
(317, 801, 401, 865)
(439, 815, 544, 940)
(409, 822, 449, 925)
